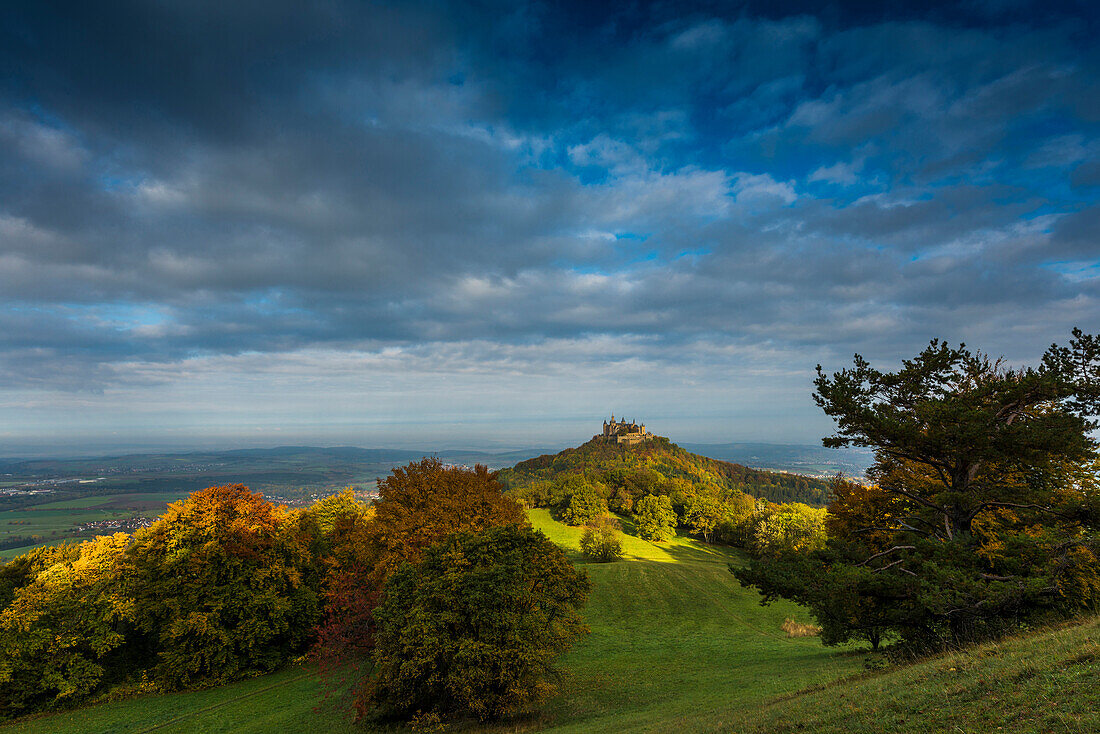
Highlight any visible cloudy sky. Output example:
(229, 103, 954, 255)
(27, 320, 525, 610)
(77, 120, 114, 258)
(1, 1, 1098, 453)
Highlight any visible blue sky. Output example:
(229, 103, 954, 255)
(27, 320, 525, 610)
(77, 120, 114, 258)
(0, 1, 1098, 454)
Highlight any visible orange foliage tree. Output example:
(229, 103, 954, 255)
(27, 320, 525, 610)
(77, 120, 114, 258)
(124, 484, 321, 689)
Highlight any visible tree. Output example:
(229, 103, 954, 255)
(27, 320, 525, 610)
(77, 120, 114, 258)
(0, 534, 132, 717)
(364, 526, 590, 721)
(558, 477, 609, 527)
(813, 333, 1099, 542)
(313, 460, 529, 707)
(685, 494, 725, 543)
(124, 485, 320, 689)
(738, 331, 1100, 652)
(298, 489, 378, 688)
(580, 513, 623, 562)
(824, 474, 911, 551)
(748, 501, 827, 558)
(634, 494, 676, 542)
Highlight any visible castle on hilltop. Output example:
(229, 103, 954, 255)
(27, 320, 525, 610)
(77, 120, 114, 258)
(596, 415, 651, 445)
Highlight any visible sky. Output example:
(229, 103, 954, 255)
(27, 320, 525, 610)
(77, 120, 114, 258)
(1, 0, 1098, 455)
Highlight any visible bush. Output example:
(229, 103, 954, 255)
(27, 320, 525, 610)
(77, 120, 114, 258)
(365, 526, 589, 721)
(781, 618, 821, 638)
(634, 494, 676, 542)
(580, 514, 623, 562)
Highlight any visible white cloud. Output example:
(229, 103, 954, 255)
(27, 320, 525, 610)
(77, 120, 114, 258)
(808, 160, 862, 185)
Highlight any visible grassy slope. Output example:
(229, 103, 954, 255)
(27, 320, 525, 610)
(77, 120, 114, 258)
(520, 510, 861, 733)
(725, 615, 1100, 734)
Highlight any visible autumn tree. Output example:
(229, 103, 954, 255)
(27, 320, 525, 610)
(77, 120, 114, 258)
(824, 474, 911, 551)
(124, 485, 320, 689)
(0, 534, 132, 717)
(364, 526, 589, 721)
(364, 458, 527, 584)
(314, 459, 529, 706)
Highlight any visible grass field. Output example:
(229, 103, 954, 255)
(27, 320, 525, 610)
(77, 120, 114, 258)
(4, 510, 1095, 733)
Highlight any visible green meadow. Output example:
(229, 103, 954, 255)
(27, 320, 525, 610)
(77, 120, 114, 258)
(4, 508, 1095, 733)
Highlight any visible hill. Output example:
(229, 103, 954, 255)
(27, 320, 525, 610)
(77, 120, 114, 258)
(497, 436, 831, 507)
(6, 508, 1096, 733)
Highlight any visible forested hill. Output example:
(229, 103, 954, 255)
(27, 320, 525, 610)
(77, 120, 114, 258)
(496, 436, 830, 507)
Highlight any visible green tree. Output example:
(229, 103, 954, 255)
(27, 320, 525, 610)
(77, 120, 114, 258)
(365, 526, 590, 721)
(685, 494, 725, 543)
(748, 501, 827, 558)
(814, 333, 1099, 542)
(580, 513, 623, 562)
(634, 494, 676, 542)
(558, 477, 609, 526)
(738, 332, 1100, 652)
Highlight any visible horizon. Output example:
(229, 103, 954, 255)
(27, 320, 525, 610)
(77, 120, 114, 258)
(0, 418, 873, 460)
(2, 1, 1097, 450)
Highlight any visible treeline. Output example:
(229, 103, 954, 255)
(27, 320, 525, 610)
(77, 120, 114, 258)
(0, 459, 588, 724)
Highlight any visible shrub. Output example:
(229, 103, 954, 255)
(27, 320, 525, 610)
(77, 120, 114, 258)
(781, 618, 821, 638)
(580, 514, 623, 562)
(365, 526, 589, 721)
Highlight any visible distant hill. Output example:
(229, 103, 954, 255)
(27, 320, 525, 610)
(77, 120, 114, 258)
(680, 442, 873, 479)
(497, 436, 831, 506)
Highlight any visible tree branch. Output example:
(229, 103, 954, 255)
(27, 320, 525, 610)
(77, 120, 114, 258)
(889, 486, 948, 516)
(857, 545, 916, 567)
(972, 502, 1073, 521)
